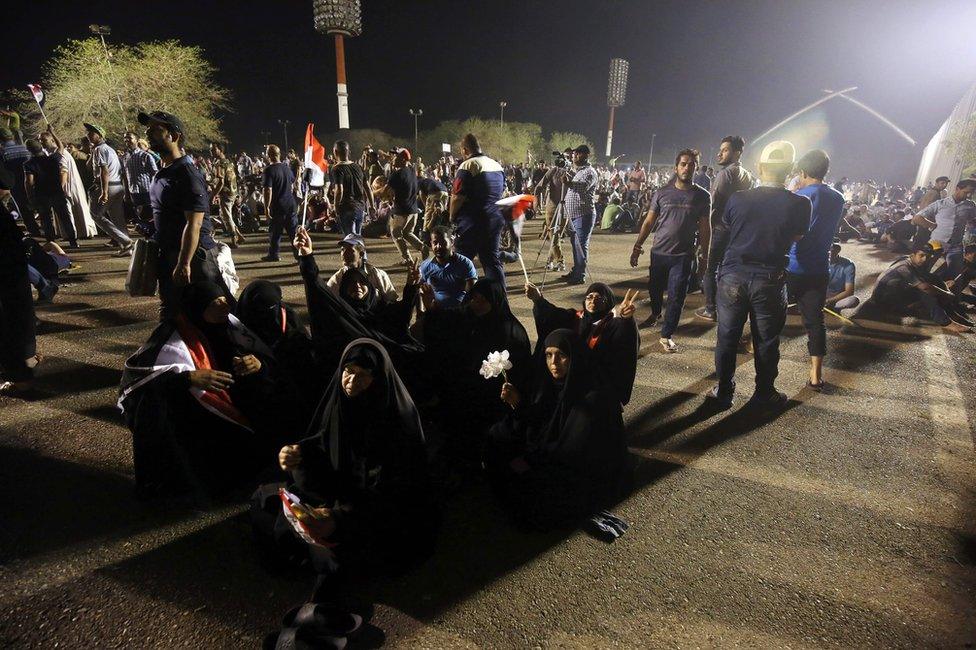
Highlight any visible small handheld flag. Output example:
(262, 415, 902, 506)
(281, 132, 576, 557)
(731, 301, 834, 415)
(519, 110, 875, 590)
(304, 123, 328, 188)
(27, 84, 48, 123)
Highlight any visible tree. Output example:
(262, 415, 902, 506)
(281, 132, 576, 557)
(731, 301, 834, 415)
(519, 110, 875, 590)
(548, 131, 596, 159)
(19, 38, 230, 149)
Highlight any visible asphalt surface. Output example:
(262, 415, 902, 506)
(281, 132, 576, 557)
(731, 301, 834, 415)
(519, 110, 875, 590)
(1, 218, 975, 649)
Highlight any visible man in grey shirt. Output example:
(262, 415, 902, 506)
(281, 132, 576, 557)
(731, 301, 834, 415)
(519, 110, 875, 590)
(85, 123, 132, 254)
(914, 178, 976, 277)
(696, 135, 754, 321)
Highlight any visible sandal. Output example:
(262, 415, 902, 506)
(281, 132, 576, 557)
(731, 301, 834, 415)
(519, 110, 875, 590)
(281, 603, 363, 637)
(263, 626, 346, 650)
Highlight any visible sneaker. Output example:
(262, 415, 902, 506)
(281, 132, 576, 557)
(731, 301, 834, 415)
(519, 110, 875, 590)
(695, 307, 716, 322)
(555, 261, 566, 272)
(565, 276, 586, 286)
(639, 314, 659, 329)
(705, 385, 733, 410)
(659, 337, 677, 353)
(747, 390, 788, 409)
(261, 254, 281, 262)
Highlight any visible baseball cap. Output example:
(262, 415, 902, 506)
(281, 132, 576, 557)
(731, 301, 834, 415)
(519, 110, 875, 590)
(83, 122, 106, 138)
(337, 233, 366, 249)
(759, 140, 795, 165)
(393, 147, 411, 161)
(137, 110, 185, 135)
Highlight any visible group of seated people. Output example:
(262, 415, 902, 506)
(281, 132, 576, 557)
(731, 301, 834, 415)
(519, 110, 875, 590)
(118, 224, 640, 641)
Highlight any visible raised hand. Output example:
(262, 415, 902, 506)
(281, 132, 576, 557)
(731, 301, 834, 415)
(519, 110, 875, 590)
(293, 226, 313, 256)
(278, 444, 302, 471)
(524, 282, 542, 302)
(618, 289, 638, 319)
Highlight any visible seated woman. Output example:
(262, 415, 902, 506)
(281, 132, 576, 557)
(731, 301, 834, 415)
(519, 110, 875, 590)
(267, 339, 433, 606)
(119, 281, 284, 499)
(525, 281, 639, 406)
(235, 279, 326, 434)
(487, 329, 629, 530)
(293, 227, 422, 376)
(422, 277, 532, 464)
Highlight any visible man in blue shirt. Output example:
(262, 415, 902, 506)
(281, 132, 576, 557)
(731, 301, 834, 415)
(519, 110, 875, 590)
(450, 133, 507, 287)
(419, 226, 477, 308)
(785, 150, 846, 389)
(826, 244, 859, 311)
(139, 110, 228, 320)
(262, 144, 298, 262)
(709, 140, 810, 410)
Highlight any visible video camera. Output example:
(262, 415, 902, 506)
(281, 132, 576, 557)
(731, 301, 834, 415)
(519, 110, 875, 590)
(552, 151, 569, 168)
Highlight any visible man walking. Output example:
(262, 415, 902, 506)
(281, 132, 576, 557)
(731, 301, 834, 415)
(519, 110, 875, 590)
(139, 111, 228, 320)
(785, 150, 846, 389)
(122, 131, 159, 230)
(708, 141, 811, 409)
(696, 136, 754, 321)
(386, 148, 423, 265)
(24, 139, 77, 248)
(630, 149, 710, 352)
(261, 144, 298, 262)
(450, 133, 507, 286)
(85, 123, 133, 254)
(560, 144, 599, 285)
(209, 142, 245, 248)
(330, 140, 372, 236)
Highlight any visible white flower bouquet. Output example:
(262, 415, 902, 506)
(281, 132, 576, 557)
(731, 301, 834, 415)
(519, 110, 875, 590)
(479, 350, 513, 382)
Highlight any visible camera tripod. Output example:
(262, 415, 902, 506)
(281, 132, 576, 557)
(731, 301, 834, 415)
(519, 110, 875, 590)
(534, 177, 570, 288)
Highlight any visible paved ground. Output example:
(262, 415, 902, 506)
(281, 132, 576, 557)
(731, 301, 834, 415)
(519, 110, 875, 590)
(1, 219, 975, 649)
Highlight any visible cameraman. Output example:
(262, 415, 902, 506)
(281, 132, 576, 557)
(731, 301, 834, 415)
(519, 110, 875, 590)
(533, 148, 572, 272)
(558, 144, 598, 285)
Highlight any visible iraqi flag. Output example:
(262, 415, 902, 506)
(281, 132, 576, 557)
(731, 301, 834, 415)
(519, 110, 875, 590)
(304, 123, 328, 188)
(27, 83, 44, 108)
(496, 193, 535, 238)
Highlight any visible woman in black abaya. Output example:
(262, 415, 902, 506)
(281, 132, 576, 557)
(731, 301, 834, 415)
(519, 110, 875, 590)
(526, 281, 639, 406)
(120, 281, 282, 499)
(262, 339, 433, 605)
(487, 329, 629, 530)
(422, 277, 532, 464)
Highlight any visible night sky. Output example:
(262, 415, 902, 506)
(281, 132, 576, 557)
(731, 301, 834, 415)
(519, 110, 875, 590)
(5, 0, 976, 182)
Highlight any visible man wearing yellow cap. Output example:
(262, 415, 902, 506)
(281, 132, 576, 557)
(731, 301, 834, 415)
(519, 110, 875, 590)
(707, 140, 811, 410)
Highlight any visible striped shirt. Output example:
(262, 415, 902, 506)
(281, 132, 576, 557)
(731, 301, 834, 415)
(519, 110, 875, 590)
(124, 148, 160, 202)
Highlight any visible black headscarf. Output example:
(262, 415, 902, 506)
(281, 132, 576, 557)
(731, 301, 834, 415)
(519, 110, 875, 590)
(236, 280, 299, 348)
(295, 339, 425, 501)
(579, 282, 615, 336)
(531, 329, 592, 449)
(338, 267, 379, 317)
(180, 280, 237, 370)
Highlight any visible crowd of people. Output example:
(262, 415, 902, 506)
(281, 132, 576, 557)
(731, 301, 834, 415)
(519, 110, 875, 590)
(2, 104, 975, 644)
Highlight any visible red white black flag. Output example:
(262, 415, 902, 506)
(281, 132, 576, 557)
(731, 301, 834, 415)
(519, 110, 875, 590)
(27, 84, 44, 107)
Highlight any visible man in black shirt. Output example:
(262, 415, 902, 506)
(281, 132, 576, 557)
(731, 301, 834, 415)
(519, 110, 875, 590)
(708, 140, 810, 410)
(386, 148, 423, 265)
(0, 165, 38, 395)
(262, 144, 298, 262)
(329, 139, 372, 236)
(24, 139, 77, 248)
(139, 111, 228, 320)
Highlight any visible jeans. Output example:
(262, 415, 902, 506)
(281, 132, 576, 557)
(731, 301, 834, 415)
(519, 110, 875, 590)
(268, 205, 298, 258)
(34, 194, 77, 246)
(455, 215, 506, 289)
(701, 226, 730, 313)
(90, 183, 132, 246)
(157, 246, 231, 321)
(27, 264, 57, 297)
(715, 267, 787, 399)
(648, 252, 692, 338)
(786, 272, 829, 357)
(566, 209, 595, 280)
(945, 246, 964, 279)
(337, 205, 364, 236)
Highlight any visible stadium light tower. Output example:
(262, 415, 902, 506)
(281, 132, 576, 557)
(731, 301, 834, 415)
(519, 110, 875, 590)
(312, 0, 362, 130)
(606, 58, 629, 158)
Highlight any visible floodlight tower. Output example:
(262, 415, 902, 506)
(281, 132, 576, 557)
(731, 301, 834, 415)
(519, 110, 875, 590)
(606, 58, 628, 158)
(312, 0, 362, 130)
